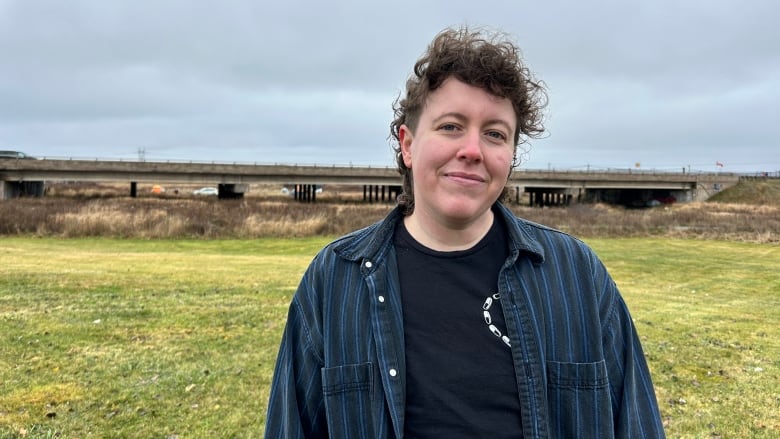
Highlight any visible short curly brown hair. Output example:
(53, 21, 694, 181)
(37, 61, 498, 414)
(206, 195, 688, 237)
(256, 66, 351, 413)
(390, 26, 547, 215)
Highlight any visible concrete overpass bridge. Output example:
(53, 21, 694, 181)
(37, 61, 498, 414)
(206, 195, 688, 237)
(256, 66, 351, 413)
(0, 157, 740, 206)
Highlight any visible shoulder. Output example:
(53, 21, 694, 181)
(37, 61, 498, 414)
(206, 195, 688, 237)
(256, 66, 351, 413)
(329, 207, 402, 261)
(298, 208, 401, 285)
(499, 205, 622, 324)
(496, 203, 598, 265)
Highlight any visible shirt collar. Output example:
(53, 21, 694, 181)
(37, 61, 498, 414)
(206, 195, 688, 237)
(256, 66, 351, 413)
(333, 202, 546, 264)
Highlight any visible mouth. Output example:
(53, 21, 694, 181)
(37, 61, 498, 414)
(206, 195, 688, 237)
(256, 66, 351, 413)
(443, 171, 486, 184)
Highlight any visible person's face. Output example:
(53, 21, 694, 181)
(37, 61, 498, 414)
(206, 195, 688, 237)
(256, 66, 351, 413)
(399, 78, 516, 228)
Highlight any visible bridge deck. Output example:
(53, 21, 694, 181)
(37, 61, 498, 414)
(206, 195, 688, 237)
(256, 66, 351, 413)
(1, 158, 738, 188)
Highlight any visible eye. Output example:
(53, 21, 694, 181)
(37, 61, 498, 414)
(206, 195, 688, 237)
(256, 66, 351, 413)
(485, 130, 507, 141)
(439, 123, 459, 132)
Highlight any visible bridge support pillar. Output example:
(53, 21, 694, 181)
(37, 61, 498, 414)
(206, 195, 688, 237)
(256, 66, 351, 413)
(0, 181, 45, 199)
(364, 185, 381, 203)
(526, 188, 572, 207)
(217, 183, 247, 200)
(293, 184, 318, 202)
(363, 185, 402, 203)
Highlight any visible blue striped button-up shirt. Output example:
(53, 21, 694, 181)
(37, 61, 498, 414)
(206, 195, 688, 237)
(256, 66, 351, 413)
(265, 203, 665, 438)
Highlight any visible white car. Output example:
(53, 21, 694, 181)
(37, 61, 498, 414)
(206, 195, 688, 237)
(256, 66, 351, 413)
(193, 187, 218, 196)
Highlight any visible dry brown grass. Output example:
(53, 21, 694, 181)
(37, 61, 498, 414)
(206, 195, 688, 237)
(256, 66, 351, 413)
(509, 202, 780, 243)
(2, 182, 779, 242)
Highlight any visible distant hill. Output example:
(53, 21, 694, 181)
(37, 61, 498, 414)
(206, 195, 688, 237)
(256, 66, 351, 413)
(708, 178, 780, 206)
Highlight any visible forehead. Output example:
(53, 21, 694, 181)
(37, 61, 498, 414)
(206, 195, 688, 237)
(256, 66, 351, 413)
(423, 78, 516, 125)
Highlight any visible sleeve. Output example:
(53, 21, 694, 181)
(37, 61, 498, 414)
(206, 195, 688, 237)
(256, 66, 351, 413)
(602, 279, 667, 438)
(264, 281, 328, 438)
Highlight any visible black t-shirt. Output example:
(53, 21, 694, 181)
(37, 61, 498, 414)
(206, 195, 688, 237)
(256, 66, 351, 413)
(395, 215, 524, 438)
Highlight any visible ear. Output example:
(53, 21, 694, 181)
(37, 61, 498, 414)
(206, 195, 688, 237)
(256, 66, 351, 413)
(399, 124, 414, 168)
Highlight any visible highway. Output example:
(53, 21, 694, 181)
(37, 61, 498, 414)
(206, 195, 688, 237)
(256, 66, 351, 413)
(1, 158, 741, 204)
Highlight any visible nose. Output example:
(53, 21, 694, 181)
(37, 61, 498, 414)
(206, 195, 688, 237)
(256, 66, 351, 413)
(457, 130, 483, 162)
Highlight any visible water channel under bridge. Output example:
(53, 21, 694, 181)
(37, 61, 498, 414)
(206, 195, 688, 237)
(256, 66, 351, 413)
(0, 158, 740, 206)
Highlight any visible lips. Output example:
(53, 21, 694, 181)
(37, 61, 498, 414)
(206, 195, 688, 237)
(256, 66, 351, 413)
(444, 171, 486, 183)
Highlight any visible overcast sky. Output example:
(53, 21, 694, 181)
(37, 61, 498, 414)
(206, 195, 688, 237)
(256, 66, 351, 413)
(1, 0, 777, 173)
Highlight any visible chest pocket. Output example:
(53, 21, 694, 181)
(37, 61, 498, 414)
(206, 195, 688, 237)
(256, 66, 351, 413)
(321, 362, 376, 437)
(546, 360, 614, 439)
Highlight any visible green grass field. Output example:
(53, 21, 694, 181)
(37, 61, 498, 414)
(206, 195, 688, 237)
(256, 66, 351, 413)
(1, 237, 778, 438)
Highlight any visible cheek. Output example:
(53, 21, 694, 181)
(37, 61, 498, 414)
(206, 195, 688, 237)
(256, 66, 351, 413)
(409, 143, 443, 169)
(488, 149, 514, 172)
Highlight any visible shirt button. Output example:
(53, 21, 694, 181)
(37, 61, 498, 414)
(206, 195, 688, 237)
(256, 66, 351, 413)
(389, 368, 397, 377)
(364, 261, 373, 268)
(378, 295, 385, 303)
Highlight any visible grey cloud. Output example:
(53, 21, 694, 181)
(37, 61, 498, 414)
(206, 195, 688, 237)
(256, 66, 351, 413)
(0, 0, 778, 172)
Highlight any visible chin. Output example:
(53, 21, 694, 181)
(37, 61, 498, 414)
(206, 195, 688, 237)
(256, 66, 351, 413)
(439, 199, 492, 221)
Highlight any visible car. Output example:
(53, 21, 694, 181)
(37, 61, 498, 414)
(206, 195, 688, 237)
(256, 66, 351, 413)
(193, 187, 218, 196)
(0, 150, 35, 159)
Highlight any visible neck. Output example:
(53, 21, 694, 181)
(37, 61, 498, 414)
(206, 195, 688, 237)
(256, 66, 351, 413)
(403, 209, 495, 252)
